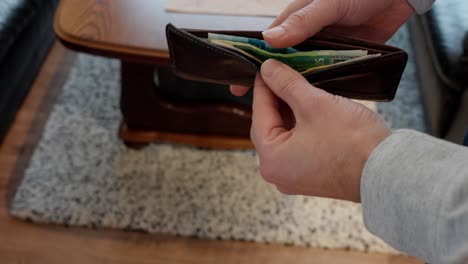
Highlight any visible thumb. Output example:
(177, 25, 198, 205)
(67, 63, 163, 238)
(260, 59, 316, 114)
(263, 0, 344, 48)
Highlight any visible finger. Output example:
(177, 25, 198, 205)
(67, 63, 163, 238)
(251, 74, 287, 144)
(269, 0, 313, 29)
(230, 85, 250, 96)
(263, 0, 343, 48)
(260, 59, 314, 115)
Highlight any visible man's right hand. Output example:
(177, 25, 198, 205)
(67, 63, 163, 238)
(230, 0, 414, 96)
(251, 59, 391, 202)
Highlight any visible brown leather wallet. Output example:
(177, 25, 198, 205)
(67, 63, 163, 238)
(166, 23, 408, 101)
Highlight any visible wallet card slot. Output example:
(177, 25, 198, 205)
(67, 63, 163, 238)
(309, 33, 403, 53)
(167, 25, 258, 70)
(219, 46, 262, 68)
(302, 52, 407, 101)
(302, 52, 406, 78)
(187, 29, 393, 73)
(166, 24, 258, 86)
(293, 40, 390, 55)
(186, 30, 263, 40)
(187, 30, 400, 55)
(194, 32, 391, 74)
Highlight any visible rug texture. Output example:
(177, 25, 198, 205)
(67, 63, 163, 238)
(10, 26, 425, 254)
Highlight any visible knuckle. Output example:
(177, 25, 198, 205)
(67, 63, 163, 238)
(335, 0, 351, 16)
(357, 104, 381, 122)
(330, 94, 345, 106)
(288, 9, 310, 26)
(277, 73, 302, 98)
(335, 0, 366, 25)
(293, 91, 317, 115)
(311, 88, 334, 107)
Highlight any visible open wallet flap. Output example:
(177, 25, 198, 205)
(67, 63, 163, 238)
(166, 23, 408, 101)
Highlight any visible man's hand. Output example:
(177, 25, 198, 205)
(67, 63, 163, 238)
(264, 0, 413, 47)
(251, 59, 391, 202)
(230, 0, 414, 96)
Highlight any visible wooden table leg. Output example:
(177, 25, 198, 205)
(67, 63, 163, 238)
(118, 61, 254, 149)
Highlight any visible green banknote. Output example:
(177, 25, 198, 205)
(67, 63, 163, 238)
(207, 34, 377, 73)
(208, 33, 298, 54)
(300, 53, 382, 74)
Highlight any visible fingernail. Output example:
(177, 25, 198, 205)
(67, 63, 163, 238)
(262, 26, 286, 39)
(261, 59, 279, 77)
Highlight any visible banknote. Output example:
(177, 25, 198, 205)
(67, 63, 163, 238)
(208, 33, 298, 54)
(208, 38, 371, 72)
(300, 53, 382, 74)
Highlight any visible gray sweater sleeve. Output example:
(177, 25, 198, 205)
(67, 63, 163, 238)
(407, 0, 436, 14)
(361, 130, 468, 264)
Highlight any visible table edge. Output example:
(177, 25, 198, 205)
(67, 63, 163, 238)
(53, 1, 171, 65)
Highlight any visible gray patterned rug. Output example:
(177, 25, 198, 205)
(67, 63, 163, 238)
(10, 25, 425, 254)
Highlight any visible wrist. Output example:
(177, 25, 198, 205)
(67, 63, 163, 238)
(348, 125, 391, 203)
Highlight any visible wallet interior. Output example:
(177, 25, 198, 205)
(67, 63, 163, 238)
(166, 23, 408, 101)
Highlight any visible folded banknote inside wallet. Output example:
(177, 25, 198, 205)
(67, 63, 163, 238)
(165, 23, 408, 101)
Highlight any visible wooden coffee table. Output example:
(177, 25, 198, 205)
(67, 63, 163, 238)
(54, 0, 274, 149)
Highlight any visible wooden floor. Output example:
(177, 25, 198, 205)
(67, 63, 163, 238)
(0, 42, 423, 264)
